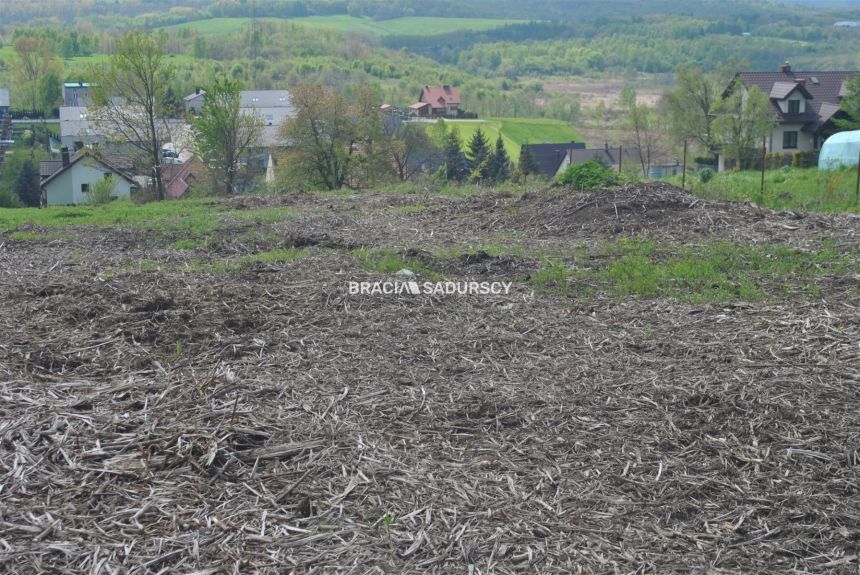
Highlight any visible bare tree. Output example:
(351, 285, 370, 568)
(623, 87, 662, 178)
(90, 31, 175, 200)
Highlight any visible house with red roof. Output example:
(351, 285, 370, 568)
(411, 85, 461, 118)
(722, 63, 857, 169)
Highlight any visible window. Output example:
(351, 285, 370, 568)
(783, 131, 798, 149)
(81, 183, 90, 194)
(787, 99, 800, 115)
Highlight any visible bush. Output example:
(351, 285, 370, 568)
(88, 177, 116, 205)
(699, 168, 714, 183)
(556, 160, 618, 189)
(0, 189, 21, 208)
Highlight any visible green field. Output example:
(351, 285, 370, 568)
(441, 117, 579, 160)
(665, 167, 860, 213)
(163, 16, 527, 37)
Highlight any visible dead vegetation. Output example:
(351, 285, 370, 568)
(1, 184, 860, 573)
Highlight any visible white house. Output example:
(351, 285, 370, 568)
(42, 150, 138, 205)
(721, 64, 858, 170)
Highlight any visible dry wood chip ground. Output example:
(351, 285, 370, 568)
(1, 184, 859, 574)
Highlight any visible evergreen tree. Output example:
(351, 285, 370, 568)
(488, 134, 511, 182)
(14, 160, 41, 207)
(518, 144, 540, 182)
(466, 127, 490, 178)
(444, 128, 468, 182)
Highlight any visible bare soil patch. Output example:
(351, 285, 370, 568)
(1, 185, 859, 573)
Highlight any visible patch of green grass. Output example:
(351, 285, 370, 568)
(163, 16, 527, 37)
(597, 238, 856, 302)
(352, 247, 442, 279)
(189, 248, 310, 274)
(443, 117, 579, 161)
(665, 167, 860, 213)
(528, 260, 576, 294)
(168, 238, 208, 250)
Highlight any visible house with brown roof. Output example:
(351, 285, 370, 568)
(162, 156, 208, 198)
(723, 63, 857, 169)
(411, 85, 461, 118)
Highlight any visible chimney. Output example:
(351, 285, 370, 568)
(779, 62, 791, 74)
(61, 147, 70, 167)
(604, 141, 609, 152)
(195, 87, 201, 95)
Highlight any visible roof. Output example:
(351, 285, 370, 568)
(409, 102, 431, 110)
(522, 142, 586, 177)
(419, 86, 460, 108)
(184, 91, 205, 102)
(769, 81, 812, 100)
(0, 89, 9, 108)
(736, 70, 858, 132)
(240, 90, 292, 109)
(40, 159, 65, 178)
(41, 150, 137, 188)
(63, 82, 90, 88)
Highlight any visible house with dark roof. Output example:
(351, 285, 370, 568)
(412, 86, 461, 118)
(184, 88, 205, 115)
(554, 145, 642, 177)
(723, 63, 857, 169)
(520, 142, 586, 178)
(41, 148, 138, 205)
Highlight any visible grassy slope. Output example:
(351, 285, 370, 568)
(665, 167, 860, 213)
(443, 118, 579, 160)
(162, 16, 527, 37)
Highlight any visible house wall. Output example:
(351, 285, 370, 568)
(776, 97, 807, 114)
(45, 159, 134, 205)
(769, 123, 814, 153)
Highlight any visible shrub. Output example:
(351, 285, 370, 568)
(0, 189, 21, 208)
(699, 168, 714, 183)
(88, 176, 116, 205)
(556, 160, 618, 189)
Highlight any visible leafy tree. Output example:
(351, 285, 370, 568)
(466, 127, 490, 175)
(444, 128, 468, 182)
(488, 134, 511, 182)
(518, 145, 541, 183)
(14, 159, 41, 207)
(714, 85, 776, 170)
(37, 70, 62, 112)
(90, 30, 176, 200)
(12, 36, 61, 112)
(661, 66, 724, 161)
(193, 77, 261, 194)
(390, 122, 436, 181)
(835, 75, 860, 131)
(280, 83, 387, 190)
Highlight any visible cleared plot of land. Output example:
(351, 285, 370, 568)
(163, 16, 527, 37)
(441, 117, 579, 160)
(1, 185, 859, 573)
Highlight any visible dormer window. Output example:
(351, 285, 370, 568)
(788, 99, 800, 114)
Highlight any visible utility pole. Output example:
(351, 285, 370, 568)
(251, 0, 259, 88)
(759, 136, 767, 205)
(681, 139, 688, 190)
(855, 147, 860, 205)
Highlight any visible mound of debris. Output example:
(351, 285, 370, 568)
(511, 182, 860, 248)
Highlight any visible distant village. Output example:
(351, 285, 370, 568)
(1, 60, 858, 205)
